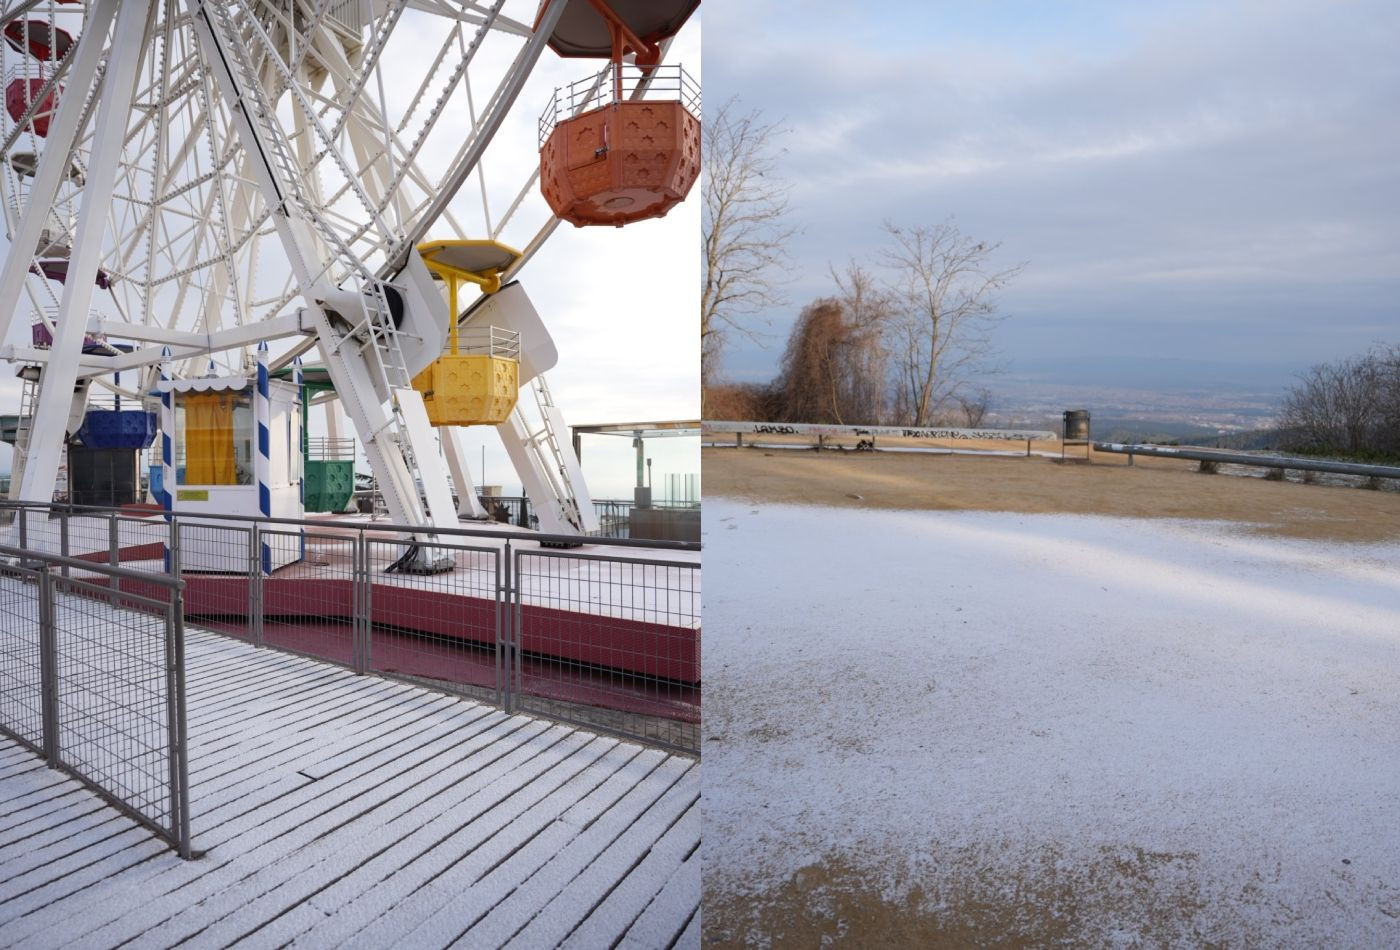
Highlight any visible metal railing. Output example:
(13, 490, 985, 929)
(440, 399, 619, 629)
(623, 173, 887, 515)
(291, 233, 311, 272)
(538, 63, 701, 146)
(512, 548, 699, 751)
(0, 542, 191, 857)
(1094, 442, 1400, 482)
(0, 500, 701, 755)
(703, 419, 1060, 457)
(441, 325, 520, 360)
(308, 436, 356, 461)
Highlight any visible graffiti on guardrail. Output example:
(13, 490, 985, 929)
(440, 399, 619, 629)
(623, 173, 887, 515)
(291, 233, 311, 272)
(703, 421, 1058, 442)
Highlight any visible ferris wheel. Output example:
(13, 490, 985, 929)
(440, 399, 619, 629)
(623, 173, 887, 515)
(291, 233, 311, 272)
(0, 0, 700, 554)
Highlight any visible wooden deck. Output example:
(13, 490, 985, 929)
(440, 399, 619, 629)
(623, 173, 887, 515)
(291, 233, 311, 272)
(0, 629, 699, 948)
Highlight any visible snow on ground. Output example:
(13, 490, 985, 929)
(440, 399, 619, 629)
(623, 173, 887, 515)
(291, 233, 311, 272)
(703, 498, 1400, 946)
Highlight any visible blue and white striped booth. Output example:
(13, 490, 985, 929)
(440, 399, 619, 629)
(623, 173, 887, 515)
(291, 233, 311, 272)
(155, 365, 304, 574)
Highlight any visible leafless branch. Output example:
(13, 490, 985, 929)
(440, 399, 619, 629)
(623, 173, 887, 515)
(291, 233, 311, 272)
(878, 219, 1024, 427)
(701, 97, 798, 388)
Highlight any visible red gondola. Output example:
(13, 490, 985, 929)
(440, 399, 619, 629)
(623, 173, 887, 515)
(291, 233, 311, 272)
(6, 78, 62, 136)
(30, 259, 113, 290)
(3, 20, 75, 62)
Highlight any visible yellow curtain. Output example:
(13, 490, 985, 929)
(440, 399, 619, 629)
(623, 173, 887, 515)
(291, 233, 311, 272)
(184, 392, 236, 485)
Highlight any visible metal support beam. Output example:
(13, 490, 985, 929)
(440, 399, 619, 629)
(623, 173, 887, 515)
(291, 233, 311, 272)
(0, 2, 116, 347)
(18, 0, 154, 504)
(440, 426, 487, 518)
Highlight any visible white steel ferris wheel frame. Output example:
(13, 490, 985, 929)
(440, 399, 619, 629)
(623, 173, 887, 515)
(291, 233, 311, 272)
(0, 0, 658, 539)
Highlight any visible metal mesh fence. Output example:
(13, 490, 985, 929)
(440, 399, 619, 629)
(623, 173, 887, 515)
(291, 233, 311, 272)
(363, 536, 502, 704)
(16, 508, 62, 559)
(0, 542, 190, 857)
(591, 501, 632, 539)
(0, 563, 44, 747)
(51, 574, 184, 844)
(511, 550, 700, 754)
(260, 528, 358, 665)
(116, 514, 168, 568)
(1, 501, 701, 757)
(174, 520, 254, 640)
(62, 513, 110, 564)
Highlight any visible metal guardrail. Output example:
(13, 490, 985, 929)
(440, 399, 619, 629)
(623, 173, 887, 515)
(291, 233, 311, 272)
(441, 325, 520, 360)
(1093, 442, 1400, 481)
(0, 500, 700, 755)
(0, 542, 191, 857)
(704, 419, 1059, 456)
(308, 436, 355, 461)
(705, 420, 1058, 441)
(538, 62, 701, 146)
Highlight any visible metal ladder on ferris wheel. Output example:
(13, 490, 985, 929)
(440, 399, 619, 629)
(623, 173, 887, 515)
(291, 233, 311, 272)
(504, 374, 596, 535)
(7, 369, 40, 498)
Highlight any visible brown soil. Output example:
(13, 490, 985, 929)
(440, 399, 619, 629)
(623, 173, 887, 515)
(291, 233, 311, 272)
(703, 444, 1400, 544)
(703, 845, 1246, 949)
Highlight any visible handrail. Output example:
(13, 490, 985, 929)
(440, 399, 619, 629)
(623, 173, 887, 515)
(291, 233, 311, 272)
(538, 63, 700, 146)
(703, 420, 1059, 443)
(0, 499, 701, 552)
(1093, 442, 1400, 480)
(0, 540, 187, 588)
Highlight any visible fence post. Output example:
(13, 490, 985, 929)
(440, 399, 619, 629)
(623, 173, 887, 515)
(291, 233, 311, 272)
(249, 524, 264, 646)
(59, 508, 70, 577)
(354, 530, 369, 675)
(165, 584, 192, 859)
(17, 506, 26, 551)
(37, 567, 59, 765)
(108, 513, 120, 604)
(500, 540, 512, 712)
(169, 518, 181, 578)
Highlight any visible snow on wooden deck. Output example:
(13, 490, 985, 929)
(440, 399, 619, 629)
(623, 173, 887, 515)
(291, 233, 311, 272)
(0, 628, 698, 949)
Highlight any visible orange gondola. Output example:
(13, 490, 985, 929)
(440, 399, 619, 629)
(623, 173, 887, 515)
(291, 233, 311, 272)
(536, 0, 700, 227)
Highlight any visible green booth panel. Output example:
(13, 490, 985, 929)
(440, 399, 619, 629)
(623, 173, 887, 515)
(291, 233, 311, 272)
(304, 459, 355, 512)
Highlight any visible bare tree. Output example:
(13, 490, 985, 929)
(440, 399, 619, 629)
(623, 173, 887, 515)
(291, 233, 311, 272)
(1280, 346, 1396, 457)
(957, 387, 992, 428)
(1380, 345, 1400, 456)
(701, 98, 797, 393)
(880, 220, 1023, 427)
(775, 272, 890, 425)
(830, 263, 895, 424)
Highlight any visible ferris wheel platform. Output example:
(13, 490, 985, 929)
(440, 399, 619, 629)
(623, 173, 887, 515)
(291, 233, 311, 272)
(0, 627, 699, 948)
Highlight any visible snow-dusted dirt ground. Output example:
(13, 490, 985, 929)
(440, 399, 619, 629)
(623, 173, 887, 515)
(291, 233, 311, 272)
(703, 498, 1400, 947)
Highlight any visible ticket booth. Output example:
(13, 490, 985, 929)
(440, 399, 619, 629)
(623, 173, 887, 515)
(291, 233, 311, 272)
(156, 375, 303, 572)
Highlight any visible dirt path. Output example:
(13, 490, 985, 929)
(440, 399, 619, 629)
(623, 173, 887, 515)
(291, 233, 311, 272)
(703, 445, 1400, 543)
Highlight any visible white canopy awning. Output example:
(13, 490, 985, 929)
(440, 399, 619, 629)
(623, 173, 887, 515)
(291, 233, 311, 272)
(156, 376, 248, 394)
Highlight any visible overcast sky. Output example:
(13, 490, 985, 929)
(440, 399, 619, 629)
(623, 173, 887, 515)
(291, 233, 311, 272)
(703, 0, 1399, 392)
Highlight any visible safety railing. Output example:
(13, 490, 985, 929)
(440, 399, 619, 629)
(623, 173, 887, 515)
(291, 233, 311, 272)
(511, 548, 699, 752)
(308, 436, 356, 461)
(440, 325, 520, 360)
(538, 63, 702, 145)
(1093, 441, 1400, 483)
(0, 501, 701, 755)
(0, 541, 191, 857)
